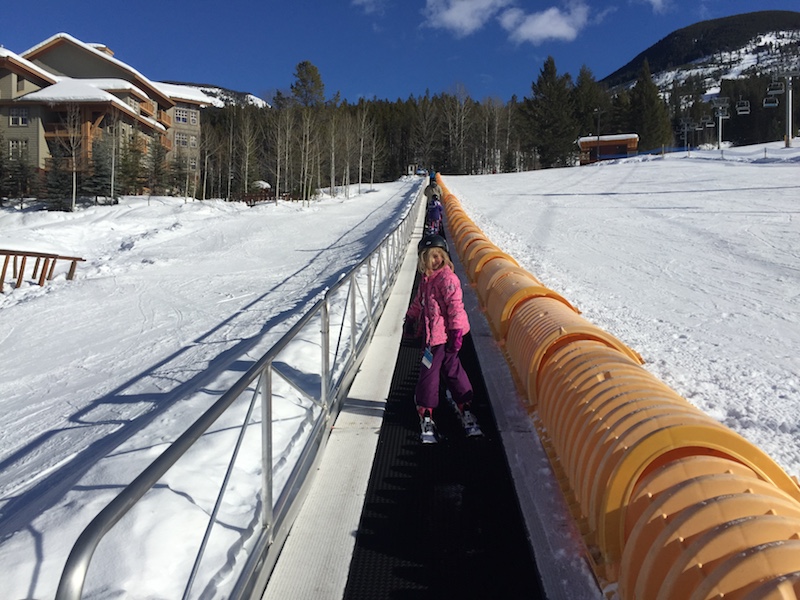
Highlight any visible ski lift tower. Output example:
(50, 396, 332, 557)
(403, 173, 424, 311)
(765, 71, 799, 148)
(711, 97, 730, 150)
(781, 72, 797, 148)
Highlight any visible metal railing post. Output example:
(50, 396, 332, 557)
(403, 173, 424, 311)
(261, 365, 273, 533)
(321, 298, 331, 411)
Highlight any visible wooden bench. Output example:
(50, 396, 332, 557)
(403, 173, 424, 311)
(0, 248, 86, 293)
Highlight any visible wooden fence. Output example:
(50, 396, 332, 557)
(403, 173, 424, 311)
(0, 249, 85, 293)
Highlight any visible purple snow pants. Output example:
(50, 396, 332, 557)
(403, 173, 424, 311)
(415, 343, 474, 410)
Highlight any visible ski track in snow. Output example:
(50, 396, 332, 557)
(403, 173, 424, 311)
(0, 179, 422, 599)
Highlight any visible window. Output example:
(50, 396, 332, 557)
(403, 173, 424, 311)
(189, 110, 198, 125)
(175, 132, 188, 147)
(175, 108, 188, 123)
(9, 139, 28, 160)
(189, 157, 197, 171)
(10, 107, 29, 127)
(189, 135, 197, 148)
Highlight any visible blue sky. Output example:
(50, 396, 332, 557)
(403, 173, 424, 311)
(3, 1, 799, 103)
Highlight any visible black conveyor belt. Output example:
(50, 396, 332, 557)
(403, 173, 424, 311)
(343, 284, 546, 599)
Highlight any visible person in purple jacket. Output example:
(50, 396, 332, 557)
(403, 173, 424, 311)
(424, 195, 444, 236)
(403, 234, 478, 442)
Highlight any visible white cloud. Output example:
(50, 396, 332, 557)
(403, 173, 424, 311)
(423, 0, 515, 37)
(499, 1, 590, 45)
(641, 0, 669, 13)
(352, 0, 385, 15)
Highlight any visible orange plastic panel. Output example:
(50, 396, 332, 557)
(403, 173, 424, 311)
(503, 297, 643, 403)
(689, 539, 800, 600)
(740, 570, 800, 600)
(660, 517, 800, 600)
(484, 274, 579, 342)
(625, 456, 759, 542)
(475, 260, 528, 305)
(621, 475, 800, 599)
(450, 220, 482, 246)
(598, 423, 800, 571)
(567, 396, 695, 500)
(537, 342, 648, 428)
(455, 231, 492, 262)
(467, 248, 519, 283)
(636, 507, 800, 600)
(586, 412, 717, 523)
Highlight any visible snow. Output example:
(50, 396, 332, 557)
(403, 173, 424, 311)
(0, 180, 422, 598)
(2, 140, 800, 598)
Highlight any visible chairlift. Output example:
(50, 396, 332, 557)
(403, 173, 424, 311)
(763, 96, 779, 108)
(735, 99, 750, 115)
(716, 107, 730, 119)
(711, 96, 730, 108)
(701, 115, 714, 127)
(767, 80, 785, 95)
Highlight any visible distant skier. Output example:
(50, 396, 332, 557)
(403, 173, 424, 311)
(424, 178, 443, 203)
(403, 234, 479, 442)
(424, 194, 443, 236)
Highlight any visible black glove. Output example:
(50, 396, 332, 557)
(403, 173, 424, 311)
(403, 317, 418, 340)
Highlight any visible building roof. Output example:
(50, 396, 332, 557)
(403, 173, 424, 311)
(0, 46, 59, 85)
(15, 78, 165, 132)
(21, 33, 175, 108)
(577, 133, 640, 144)
(154, 81, 220, 107)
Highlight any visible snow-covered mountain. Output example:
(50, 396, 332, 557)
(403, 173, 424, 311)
(651, 29, 800, 98)
(160, 80, 270, 108)
(603, 11, 800, 98)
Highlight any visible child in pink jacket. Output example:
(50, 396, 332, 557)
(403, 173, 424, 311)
(404, 234, 476, 441)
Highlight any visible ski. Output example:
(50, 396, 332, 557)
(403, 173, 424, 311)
(419, 410, 438, 444)
(446, 391, 484, 437)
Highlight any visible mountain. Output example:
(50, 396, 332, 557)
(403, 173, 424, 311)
(160, 80, 269, 108)
(602, 10, 800, 93)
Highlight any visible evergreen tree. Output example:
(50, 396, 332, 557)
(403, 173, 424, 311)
(147, 137, 169, 196)
(0, 131, 8, 205)
(46, 146, 72, 210)
(629, 59, 673, 152)
(608, 90, 633, 135)
(119, 133, 145, 194)
(572, 66, 611, 138)
(523, 56, 579, 168)
(291, 61, 325, 108)
(82, 131, 117, 202)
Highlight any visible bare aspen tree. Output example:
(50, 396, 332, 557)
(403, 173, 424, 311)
(328, 107, 338, 197)
(51, 101, 83, 210)
(238, 106, 261, 193)
(442, 84, 472, 173)
(356, 101, 371, 194)
(412, 91, 439, 167)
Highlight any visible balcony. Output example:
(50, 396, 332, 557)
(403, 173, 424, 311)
(157, 110, 172, 127)
(140, 100, 156, 117)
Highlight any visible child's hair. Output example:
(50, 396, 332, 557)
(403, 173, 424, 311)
(418, 247, 454, 274)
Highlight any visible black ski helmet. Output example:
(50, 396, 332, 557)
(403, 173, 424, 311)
(418, 234, 449, 255)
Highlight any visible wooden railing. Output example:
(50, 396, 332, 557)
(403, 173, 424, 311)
(0, 248, 85, 293)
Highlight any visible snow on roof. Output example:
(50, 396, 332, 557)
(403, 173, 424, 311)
(154, 81, 221, 107)
(578, 133, 639, 144)
(0, 46, 61, 83)
(15, 78, 165, 132)
(21, 33, 170, 103)
(16, 78, 119, 103)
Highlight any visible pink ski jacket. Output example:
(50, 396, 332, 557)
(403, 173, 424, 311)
(406, 265, 470, 347)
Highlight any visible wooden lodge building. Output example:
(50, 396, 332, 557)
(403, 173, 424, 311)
(578, 133, 639, 165)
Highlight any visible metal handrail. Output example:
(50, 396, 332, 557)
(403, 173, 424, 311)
(56, 187, 425, 600)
